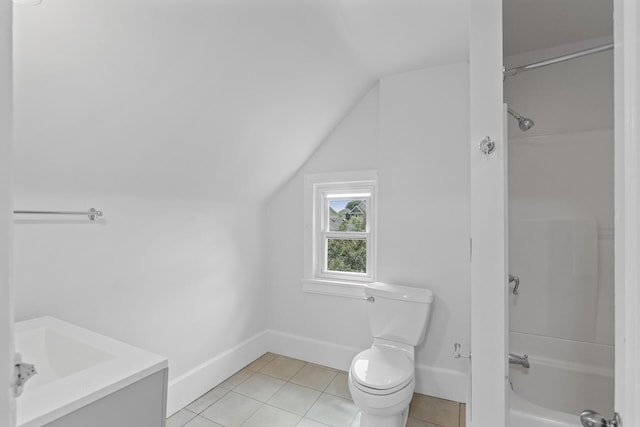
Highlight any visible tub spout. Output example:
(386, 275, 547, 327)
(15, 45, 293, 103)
(508, 353, 530, 369)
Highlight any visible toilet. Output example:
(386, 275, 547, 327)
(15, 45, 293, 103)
(348, 282, 433, 427)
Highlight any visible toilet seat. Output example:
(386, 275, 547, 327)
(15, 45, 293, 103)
(350, 345, 414, 396)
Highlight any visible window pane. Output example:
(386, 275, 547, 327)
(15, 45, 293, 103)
(327, 239, 367, 273)
(328, 199, 367, 232)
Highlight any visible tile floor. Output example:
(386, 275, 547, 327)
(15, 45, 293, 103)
(167, 353, 466, 427)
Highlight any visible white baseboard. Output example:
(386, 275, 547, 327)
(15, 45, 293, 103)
(167, 329, 467, 416)
(266, 329, 360, 371)
(166, 330, 269, 416)
(266, 329, 468, 403)
(414, 362, 467, 403)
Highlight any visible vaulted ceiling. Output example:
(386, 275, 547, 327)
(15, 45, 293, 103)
(13, 0, 469, 200)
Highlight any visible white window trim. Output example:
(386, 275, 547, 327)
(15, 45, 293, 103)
(318, 187, 373, 282)
(302, 170, 377, 299)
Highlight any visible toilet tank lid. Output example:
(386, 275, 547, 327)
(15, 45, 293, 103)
(365, 282, 433, 303)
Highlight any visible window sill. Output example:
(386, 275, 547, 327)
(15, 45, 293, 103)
(301, 278, 369, 299)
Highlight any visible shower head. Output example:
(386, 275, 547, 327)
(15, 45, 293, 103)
(507, 108, 535, 131)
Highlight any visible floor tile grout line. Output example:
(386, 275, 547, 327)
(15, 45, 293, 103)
(236, 400, 320, 427)
(256, 355, 308, 382)
(250, 366, 303, 384)
(172, 353, 364, 427)
(265, 380, 325, 415)
(172, 352, 465, 427)
(299, 383, 325, 421)
(251, 401, 306, 425)
(179, 383, 352, 426)
(233, 370, 289, 403)
(228, 355, 341, 394)
(251, 356, 352, 426)
(197, 391, 263, 427)
(185, 386, 232, 415)
(236, 400, 264, 427)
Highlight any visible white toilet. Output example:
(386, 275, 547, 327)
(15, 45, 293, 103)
(348, 282, 433, 427)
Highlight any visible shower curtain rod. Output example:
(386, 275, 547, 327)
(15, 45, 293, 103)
(14, 208, 103, 221)
(503, 43, 614, 78)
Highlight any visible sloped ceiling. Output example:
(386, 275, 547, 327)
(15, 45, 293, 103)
(13, 0, 469, 200)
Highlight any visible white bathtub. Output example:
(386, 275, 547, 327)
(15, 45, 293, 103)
(508, 333, 614, 426)
(15, 316, 168, 427)
(510, 390, 578, 427)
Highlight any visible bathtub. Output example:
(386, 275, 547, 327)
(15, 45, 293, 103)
(15, 316, 168, 427)
(508, 333, 614, 426)
(510, 390, 578, 427)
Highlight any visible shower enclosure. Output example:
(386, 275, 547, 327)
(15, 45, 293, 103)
(503, 10, 615, 427)
(469, 0, 640, 425)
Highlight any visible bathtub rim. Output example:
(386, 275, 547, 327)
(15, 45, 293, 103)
(510, 390, 579, 427)
(509, 334, 614, 417)
(15, 316, 168, 427)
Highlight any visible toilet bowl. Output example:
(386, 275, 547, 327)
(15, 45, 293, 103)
(348, 283, 433, 427)
(348, 342, 416, 427)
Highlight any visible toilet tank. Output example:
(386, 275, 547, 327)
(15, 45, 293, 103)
(365, 282, 434, 346)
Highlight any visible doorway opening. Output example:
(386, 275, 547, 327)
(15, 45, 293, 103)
(503, 0, 615, 424)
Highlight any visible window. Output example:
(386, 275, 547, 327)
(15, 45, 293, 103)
(303, 171, 377, 296)
(322, 192, 371, 278)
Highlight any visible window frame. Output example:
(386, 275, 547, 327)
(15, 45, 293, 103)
(303, 170, 377, 298)
(318, 188, 373, 281)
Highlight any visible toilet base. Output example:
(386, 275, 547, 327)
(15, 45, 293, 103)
(356, 405, 410, 427)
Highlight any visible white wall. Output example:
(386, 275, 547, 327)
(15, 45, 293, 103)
(504, 38, 614, 138)
(266, 63, 470, 402)
(378, 66, 470, 373)
(11, 0, 472, 416)
(1, 0, 14, 424)
(12, 192, 268, 414)
(505, 41, 614, 349)
(266, 87, 379, 351)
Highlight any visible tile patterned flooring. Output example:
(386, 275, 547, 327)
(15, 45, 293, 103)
(167, 353, 466, 427)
